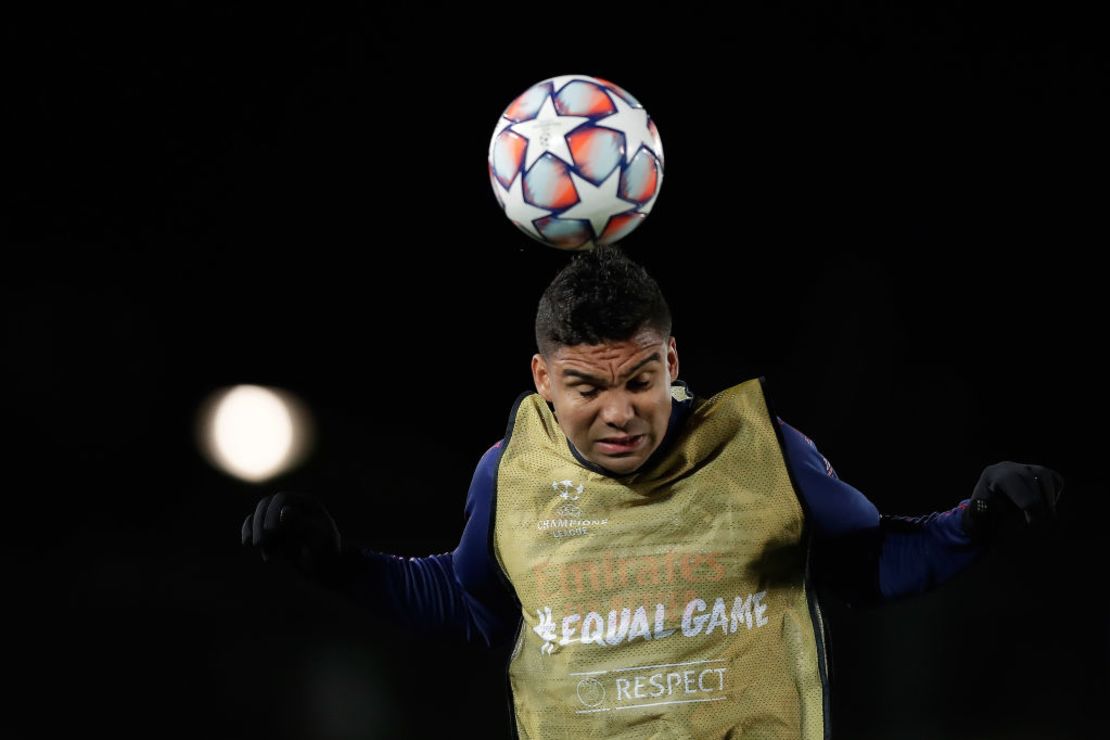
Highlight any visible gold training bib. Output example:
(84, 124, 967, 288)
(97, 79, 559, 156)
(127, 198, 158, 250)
(493, 378, 829, 739)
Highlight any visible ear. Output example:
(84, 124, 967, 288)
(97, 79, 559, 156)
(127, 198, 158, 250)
(531, 353, 554, 402)
(666, 336, 679, 382)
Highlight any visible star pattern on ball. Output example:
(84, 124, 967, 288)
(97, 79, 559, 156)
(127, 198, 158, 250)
(596, 92, 656, 163)
(509, 94, 591, 171)
(488, 115, 514, 159)
(639, 174, 662, 215)
(559, 168, 639, 240)
(488, 75, 664, 250)
(544, 74, 588, 95)
(494, 170, 551, 241)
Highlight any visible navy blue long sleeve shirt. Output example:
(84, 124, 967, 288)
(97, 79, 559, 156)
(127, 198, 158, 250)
(341, 395, 987, 648)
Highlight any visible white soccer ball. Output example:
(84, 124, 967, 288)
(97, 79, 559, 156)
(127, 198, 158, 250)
(488, 74, 664, 251)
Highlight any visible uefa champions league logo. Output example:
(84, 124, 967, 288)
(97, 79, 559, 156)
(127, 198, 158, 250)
(539, 479, 604, 540)
(552, 479, 585, 500)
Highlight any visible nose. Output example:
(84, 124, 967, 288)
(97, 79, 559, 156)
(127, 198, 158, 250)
(599, 391, 635, 428)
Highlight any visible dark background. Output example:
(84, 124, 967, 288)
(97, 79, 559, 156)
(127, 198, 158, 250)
(4, 4, 1106, 738)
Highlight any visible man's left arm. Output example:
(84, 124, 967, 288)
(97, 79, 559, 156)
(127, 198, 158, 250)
(777, 418, 1065, 608)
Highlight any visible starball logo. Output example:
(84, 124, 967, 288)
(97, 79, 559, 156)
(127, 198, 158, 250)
(553, 479, 584, 500)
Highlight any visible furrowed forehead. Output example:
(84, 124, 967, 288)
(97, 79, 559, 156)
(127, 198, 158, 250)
(556, 349, 663, 385)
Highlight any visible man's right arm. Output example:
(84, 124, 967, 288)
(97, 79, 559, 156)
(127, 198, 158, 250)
(290, 441, 521, 648)
(333, 439, 519, 647)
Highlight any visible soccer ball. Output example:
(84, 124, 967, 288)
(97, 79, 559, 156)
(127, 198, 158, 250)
(488, 74, 664, 251)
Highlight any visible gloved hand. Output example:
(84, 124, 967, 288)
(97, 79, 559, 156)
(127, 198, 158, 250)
(961, 461, 1065, 541)
(241, 491, 342, 582)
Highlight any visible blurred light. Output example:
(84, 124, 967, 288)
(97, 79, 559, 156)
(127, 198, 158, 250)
(197, 385, 313, 482)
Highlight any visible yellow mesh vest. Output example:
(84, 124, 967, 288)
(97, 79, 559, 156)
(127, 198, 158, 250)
(493, 378, 829, 740)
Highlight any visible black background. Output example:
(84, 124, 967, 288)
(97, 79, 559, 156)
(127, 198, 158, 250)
(5, 4, 1106, 738)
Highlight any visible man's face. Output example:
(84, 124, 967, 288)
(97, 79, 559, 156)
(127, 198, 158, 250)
(531, 328, 679, 475)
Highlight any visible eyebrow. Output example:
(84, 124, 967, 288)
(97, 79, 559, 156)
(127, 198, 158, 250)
(560, 352, 662, 386)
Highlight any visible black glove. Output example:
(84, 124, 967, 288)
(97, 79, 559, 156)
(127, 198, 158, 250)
(241, 491, 342, 582)
(961, 461, 1065, 541)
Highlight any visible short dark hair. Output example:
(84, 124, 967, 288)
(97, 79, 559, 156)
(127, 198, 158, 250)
(534, 245, 672, 356)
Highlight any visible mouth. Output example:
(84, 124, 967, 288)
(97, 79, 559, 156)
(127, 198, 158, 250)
(595, 434, 646, 455)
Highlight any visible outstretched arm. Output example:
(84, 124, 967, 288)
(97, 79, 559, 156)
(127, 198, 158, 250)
(243, 442, 521, 647)
(777, 418, 988, 608)
(338, 441, 520, 647)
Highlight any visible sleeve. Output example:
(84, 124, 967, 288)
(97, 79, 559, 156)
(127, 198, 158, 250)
(777, 417, 989, 608)
(325, 441, 520, 647)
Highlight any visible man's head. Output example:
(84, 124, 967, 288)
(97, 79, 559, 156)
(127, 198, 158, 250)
(531, 246, 679, 475)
